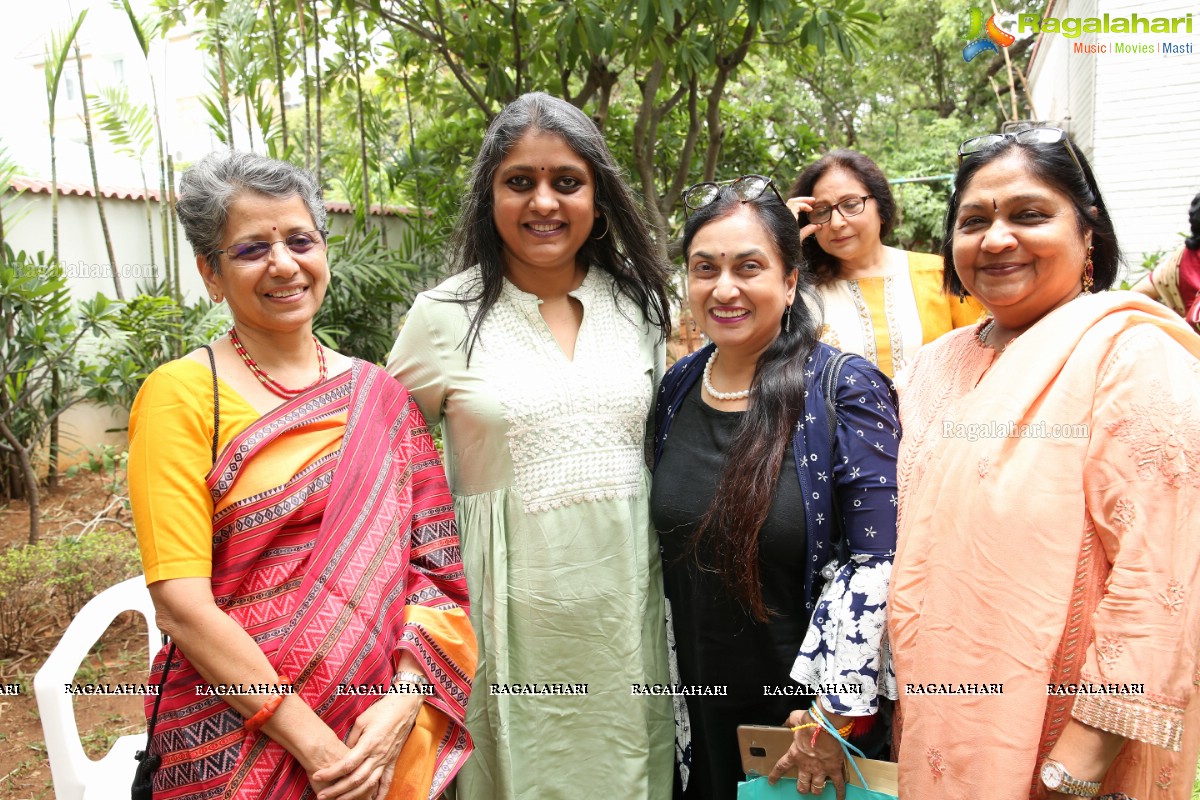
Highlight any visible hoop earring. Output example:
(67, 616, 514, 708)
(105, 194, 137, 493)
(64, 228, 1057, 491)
(591, 215, 610, 240)
(1082, 244, 1095, 293)
(783, 304, 792, 333)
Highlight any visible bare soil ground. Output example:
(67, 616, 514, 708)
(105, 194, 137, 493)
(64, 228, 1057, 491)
(0, 471, 146, 799)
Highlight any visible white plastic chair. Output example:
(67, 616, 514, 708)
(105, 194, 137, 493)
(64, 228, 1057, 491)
(34, 576, 161, 800)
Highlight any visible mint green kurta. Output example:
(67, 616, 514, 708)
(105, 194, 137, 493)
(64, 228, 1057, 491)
(387, 267, 673, 799)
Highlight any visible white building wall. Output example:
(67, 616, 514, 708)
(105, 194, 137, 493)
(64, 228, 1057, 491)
(1091, 0, 1200, 273)
(1028, 0, 1200, 275)
(1028, 0, 1099, 153)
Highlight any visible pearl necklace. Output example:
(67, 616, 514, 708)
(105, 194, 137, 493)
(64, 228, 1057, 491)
(702, 348, 750, 401)
(229, 326, 328, 399)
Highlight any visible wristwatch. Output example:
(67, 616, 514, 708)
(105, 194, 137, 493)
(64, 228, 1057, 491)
(1040, 759, 1102, 797)
(392, 670, 430, 688)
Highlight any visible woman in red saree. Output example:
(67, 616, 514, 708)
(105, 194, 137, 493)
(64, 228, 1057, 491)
(129, 151, 474, 800)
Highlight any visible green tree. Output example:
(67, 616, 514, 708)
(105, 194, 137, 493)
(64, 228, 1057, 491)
(73, 35, 125, 300)
(115, 0, 179, 301)
(359, 0, 879, 258)
(0, 252, 121, 543)
(93, 87, 159, 279)
(42, 10, 88, 267)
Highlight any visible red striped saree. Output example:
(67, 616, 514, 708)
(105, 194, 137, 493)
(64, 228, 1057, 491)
(145, 361, 474, 799)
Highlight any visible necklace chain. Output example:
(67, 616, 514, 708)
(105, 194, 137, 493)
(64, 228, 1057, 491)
(976, 318, 1008, 353)
(229, 327, 327, 399)
(702, 348, 751, 401)
(976, 292, 1089, 354)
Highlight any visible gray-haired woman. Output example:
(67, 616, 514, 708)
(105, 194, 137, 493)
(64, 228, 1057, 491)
(128, 150, 476, 800)
(388, 92, 675, 799)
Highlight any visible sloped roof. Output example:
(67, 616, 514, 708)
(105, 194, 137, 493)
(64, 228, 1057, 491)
(8, 177, 418, 216)
(10, 175, 161, 201)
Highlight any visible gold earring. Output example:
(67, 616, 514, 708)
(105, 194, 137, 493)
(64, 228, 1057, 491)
(1082, 245, 1094, 294)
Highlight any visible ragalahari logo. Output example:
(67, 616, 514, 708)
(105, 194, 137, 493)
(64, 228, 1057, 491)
(963, 7, 1016, 61)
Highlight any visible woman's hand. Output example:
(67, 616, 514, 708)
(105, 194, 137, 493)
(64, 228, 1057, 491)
(311, 692, 424, 800)
(767, 709, 848, 800)
(785, 196, 824, 242)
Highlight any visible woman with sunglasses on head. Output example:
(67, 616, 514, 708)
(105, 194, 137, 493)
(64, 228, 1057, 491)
(128, 150, 475, 800)
(653, 176, 899, 800)
(387, 93, 675, 799)
(890, 129, 1200, 799)
(786, 150, 983, 377)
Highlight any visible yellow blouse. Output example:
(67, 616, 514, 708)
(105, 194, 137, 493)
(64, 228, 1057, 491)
(815, 250, 985, 377)
(128, 358, 344, 584)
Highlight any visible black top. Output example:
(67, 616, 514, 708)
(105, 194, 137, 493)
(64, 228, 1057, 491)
(650, 381, 811, 800)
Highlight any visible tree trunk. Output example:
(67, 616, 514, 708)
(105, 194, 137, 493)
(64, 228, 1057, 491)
(74, 42, 124, 300)
(50, 120, 59, 264)
(150, 76, 174, 302)
(168, 154, 181, 336)
(140, 165, 156, 277)
(244, 94, 254, 150)
(216, 36, 235, 146)
(266, 0, 289, 153)
(349, 18, 371, 227)
(0, 419, 40, 544)
(312, 0, 322, 187)
(298, 0, 311, 170)
(48, 371, 59, 490)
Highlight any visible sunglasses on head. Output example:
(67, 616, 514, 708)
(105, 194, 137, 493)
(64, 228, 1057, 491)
(682, 174, 784, 213)
(958, 127, 1088, 179)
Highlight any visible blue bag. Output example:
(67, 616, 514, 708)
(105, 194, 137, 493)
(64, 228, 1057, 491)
(737, 724, 897, 800)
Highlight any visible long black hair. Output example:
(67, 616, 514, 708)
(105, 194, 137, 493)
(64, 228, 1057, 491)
(680, 188, 821, 622)
(446, 92, 671, 355)
(942, 134, 1121, 294)
(1186, 191, 1200, 251)
(787, 149, 897, 285)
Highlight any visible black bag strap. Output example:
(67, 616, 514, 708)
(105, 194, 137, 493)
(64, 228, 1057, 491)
(142, 346, 220, 753)
(819, 352, 855, 579)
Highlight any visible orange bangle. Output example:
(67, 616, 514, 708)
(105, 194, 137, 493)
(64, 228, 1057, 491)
(244, 675, 292, 733)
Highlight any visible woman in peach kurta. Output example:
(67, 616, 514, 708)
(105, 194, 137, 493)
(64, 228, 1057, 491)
(891, 129, 1200, 799)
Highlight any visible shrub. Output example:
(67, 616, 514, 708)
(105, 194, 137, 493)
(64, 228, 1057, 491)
(49, 530, 141, 621)
(0, 543, 53, 657)
(0, 529, 141, 658)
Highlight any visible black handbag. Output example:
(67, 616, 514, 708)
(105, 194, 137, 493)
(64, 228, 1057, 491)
(132, 345, 220, 799)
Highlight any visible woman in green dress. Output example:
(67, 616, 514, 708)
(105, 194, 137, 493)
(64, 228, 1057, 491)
(387, 92, 674, 799)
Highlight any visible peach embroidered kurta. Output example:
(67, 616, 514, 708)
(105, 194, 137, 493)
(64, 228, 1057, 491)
(891, 292, 1200, 799)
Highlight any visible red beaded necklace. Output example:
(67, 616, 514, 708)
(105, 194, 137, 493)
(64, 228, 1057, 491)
(228, 327, 328, 399)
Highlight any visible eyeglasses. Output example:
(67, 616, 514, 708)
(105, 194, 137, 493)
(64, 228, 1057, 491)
(210, 229, 329, 267)
(958, 127, 1087, 180)
(806, 195, 875, 225)
(682, 174, 784, 213)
